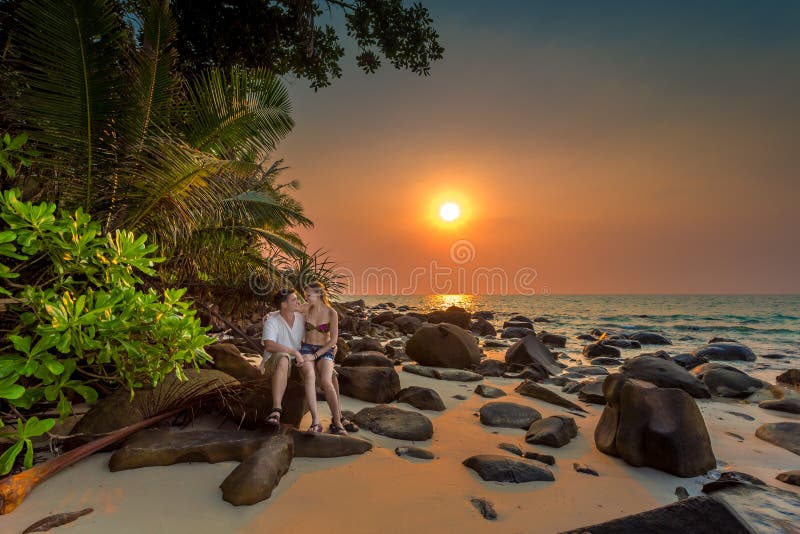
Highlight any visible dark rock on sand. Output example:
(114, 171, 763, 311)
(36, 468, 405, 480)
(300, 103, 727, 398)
(405, 323, 482, 368)
(777, 470, 800, 487)
(573, 462, 598, 476)
(561, 496, 752, 534)
(503, 367, 548, 381)
(578, 378, 607, 405)
(353, 404, 434, 441)
(475, 384, 506, 398)
(628, 331, 672, 345)
(470, 497, 498, 520)
(701, 471, 765, 493)
(289, 429, 373, 457)
(505, 334, 562, 376)
(620, 355, 710, 398)
(475, 359, 507, 377)
(693, 342, 757, 362)
(776, 369, 800, 386)
(566, 365, 609, 376)
(341, 351, 395, 367)
(525, 416, 578, 448)
(515, 380, 588, 412)
(594, 374, 716, 477)
(396, 386, 446, 411)
(523, 451, 556, 465)
(726, 411, 755, 421)
(759, 397, 800, 415)
(349, 337, 384, 354)
(403, 364, 483, 382)
(337, 366, 400, 403)
(371, 310, 396, 325)
(671, 352, 708, 370)
(755, 422, 800, 455)
(395, 446, 435, 460)
(479, 402, 542, 429)
(498, 443, 523, 456)
(463, 455, 554, 483)
(427, 306, 472, 329)
(220, 434, 293, 506)
(582, 343, 621, 359)
(690, 363, 764, 398)
(590, 357, 623, 366)
(453, 394, 468, 400)
(470, 317, 497, 336)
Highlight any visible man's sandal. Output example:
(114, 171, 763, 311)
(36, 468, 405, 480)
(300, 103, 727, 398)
(266, 407, 282, 427)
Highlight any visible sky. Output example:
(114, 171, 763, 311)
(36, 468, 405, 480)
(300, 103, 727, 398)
(273, 0, 800, 295)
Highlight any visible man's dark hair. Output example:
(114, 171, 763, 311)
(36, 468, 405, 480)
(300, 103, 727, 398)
(271, 288, 296, 309)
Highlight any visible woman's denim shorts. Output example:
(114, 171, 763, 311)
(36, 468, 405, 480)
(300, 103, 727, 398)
(301, 342, 335, 361)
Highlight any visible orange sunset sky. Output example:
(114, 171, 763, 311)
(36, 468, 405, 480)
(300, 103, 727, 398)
(274, 1, 799, 295)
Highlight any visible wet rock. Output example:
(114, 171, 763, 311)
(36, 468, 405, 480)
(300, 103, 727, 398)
(582, 343, 621, 359)
(693, 342, 757, 362)
(525, 416, 578, 448)
(578, 378, 607, 405)
(501, 326, 537, 339)
(691, 363, 764, 398)
(594, 374, 716, 477)
(602, 338, 641, 350)
(349, 337, 384, 354)
(463, 455, 554, 483)
(479, 402, 542, 429)
(515, 380, 587, 412)
(504, 319, 534, 330)
(776, 369, 800, 386)
(395, 446, 435, 460)
(353, 404, 434, 441)
(505, 334, 562, 376)
(628, 331, 672, 345)
(396, 386, 446, 411)
(341, 351, 395, 367)
(671, 352, 708, 370)
(472, 310, 494, 320)
(699, 476, 800, 532)
(470, 497, 497, 520)
(759, 397, 800, 415)
(776, 470, 800, 487)
(394, 315, 424, 335)
(620, 355, 710, 398)
(220, 434, 293, 506)
(475, 384, 506, 398)
(573, 462, 598, 476)
(755, 422, 800, 455)
(405, 323, 482, 368)
(337, 366, 401, 403)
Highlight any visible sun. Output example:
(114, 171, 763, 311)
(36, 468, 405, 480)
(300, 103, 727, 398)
(439, 202, 461, 222)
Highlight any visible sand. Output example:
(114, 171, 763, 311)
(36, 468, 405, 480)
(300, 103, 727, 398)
(2, 369, 799, 534)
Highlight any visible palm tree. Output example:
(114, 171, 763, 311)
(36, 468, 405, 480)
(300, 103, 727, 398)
(3, 0, 328, 311)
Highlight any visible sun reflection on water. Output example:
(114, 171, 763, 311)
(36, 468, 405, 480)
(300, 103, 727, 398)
(423, 294, 476, 312)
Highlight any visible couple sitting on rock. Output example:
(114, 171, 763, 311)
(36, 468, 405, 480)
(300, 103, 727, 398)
(261, 282, 357, 435)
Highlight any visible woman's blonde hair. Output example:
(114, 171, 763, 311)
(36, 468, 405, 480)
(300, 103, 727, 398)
(304, 281, 331, 307)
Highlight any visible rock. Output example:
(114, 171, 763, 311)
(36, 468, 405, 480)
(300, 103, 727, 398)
(501, 326, 536, 339)
(427, 306, 471, 329)
(479, 402, 541, 429)
(699, 477, 800, 533)
(497, 443, 522, 456)
(690, 363, 764, 398)
(760, 353, 786, 360)
(777, 470, 800, 487)
(475, 384, 506, 398)
(341, 351, 395, 367)
(504, 319, 534, 330)
(452, 394, 468, 400)
(525, 416, 578, 448)
(590, 357, 623, 366)
(523, 451, 555, 465)
(353, 404, 434, 441)
(628, 331, 672, 345)
(533, 316, 550, 323)
(395, 446, 435, 460)
(675, 486, 690, 500)
(470, 317, 496, 336)
(109, 429, 267, 471)
(537, 332, 566, 347)
(402, 364, 439, 379)
(560, 381, 581, 394)
(726, 411, 755, 421)
(582, 343, 621, 359)
(396, 386, 446, 411)
(402, 365, 483, 382)
(349, 337, 384, 353)
(475, 359, 507, 377)
(701, 471, 765, 493)
(472, 310, 494, 320)
(620, 355, 710, 398)
(207, 343, 262, 382)
(759, 398, 800, 415)
(289, 429, 373, 457)
(639, 350, 671, 360)
(573, 462, 598, 476)
(503, 368, 548, 381)
(561, 496, 753, 534)
(602, 338, 641, 349)
(371, 310, 396, 325)
(755, 422, 800, 455)
(505, 334, 562, 376)
(394, 315, 423, 335)
(337, 366, 401, 403)
(566, 365, 609, 376)
(776, 369, 800, 386)
(578, 378, 607, 405)
(470, 497, 497, 520)
(220, 434, 293, 506)
(462, 455, 554, 483)
(709, 336, 738, 344)
(594, 374, 716, 477)
(405, 323, 482, 368)
(693, 342, 757, 362)
(671, 352, 708, 370)
(515, 380, 587, 412)
(483, 339, 510, 348)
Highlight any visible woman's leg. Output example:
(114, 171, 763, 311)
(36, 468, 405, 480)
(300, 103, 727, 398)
(316, 358, 342, 427)
(299, 360, 320, 427)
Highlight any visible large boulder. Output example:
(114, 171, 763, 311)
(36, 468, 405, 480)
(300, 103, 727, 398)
(755, 422, 800, 455)
(479, 402, 541, 429)
(396, 386, 446, 411)
(427, 306, 471, 329)
(690, 363, 764, 398)
(220, 434, 293, 506)
(594, 374, 716, 477)
(337, 366, 400, 403)
(463, 455, 554, 483)
(693, 342, 757, 362)
(405, 323, 482, 368)
(341, 351, 395, 368)
(620, 355, 710, 398)
(515, 380, 587, 412)
(353, 404, 434, 441)
(505, 334, 562, 376)
(525, 416, 578, 448)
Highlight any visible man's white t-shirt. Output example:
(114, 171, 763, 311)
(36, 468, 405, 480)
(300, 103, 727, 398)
(261, 311, 305, 359)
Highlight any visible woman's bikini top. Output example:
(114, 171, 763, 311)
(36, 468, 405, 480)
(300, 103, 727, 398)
(305, 321, 330, 334)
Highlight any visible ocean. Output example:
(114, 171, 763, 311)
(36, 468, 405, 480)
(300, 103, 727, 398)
(349, 294, 799, 382)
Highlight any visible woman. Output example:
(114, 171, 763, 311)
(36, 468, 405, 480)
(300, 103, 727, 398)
(299, 281, 357, 435)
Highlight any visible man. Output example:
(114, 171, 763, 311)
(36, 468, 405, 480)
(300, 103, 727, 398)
(261, 288, 323, 432)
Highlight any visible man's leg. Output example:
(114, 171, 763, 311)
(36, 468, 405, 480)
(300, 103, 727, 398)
(269, 353, 291, 417)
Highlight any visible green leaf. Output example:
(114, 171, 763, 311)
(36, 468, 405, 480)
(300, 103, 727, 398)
(0, 440, 24, 475)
